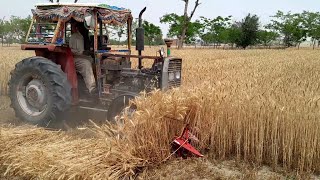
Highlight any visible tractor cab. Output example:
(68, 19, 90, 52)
(9, 3, 182, 126)
(25, 3, 132, 51)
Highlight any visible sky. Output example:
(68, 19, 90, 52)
(1, 0, 320, 36)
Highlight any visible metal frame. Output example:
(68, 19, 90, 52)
(127, 17, 132, 51)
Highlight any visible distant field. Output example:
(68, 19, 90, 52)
(0, 46, 33, 95)
(0, 46, 320, 179)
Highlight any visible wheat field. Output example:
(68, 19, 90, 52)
(0, 46, 33, 95)
(0, 46, 320, 179)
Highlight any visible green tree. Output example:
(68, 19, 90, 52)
(2, 18, 14, 45)
(237, 14, 260, 49)
(117, 27, 125, 45)
(110, 25, 125, 46)
(131, 19, 139, 44)
(257, 30, 279, 46)
(19, 15, 32, 41)
(199, 16, 232, 46)
(160, 0, 200, 48)
(268, 11, 307, 48)
(0, 17, 5, 35)
(226, 23, 242, 48)
(301, 11, 320, 49)
(0, 16, 32, 45)
(143, 21, 162, 46)
(179, 0, 201, 49)
(0, 17, 5, 45)
(160, 13, 202, 44)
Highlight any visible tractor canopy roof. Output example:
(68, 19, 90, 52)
(32, 3, 132, 26)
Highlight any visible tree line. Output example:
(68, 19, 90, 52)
(160, 10, 320, 49)
(0, 16, 32, 46)
(1, 3, 320, 49)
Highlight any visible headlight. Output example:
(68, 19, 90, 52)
(175, 71, 181, 79)
(169, 72, 175, 81)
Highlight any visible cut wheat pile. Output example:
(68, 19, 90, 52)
(0, 47, 320, 179)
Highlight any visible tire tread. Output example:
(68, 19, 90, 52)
(8, 56, 71, 126)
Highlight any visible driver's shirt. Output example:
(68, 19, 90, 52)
(69, 31, 85, 58)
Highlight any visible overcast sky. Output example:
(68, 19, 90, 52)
(1, 0, 320, 36)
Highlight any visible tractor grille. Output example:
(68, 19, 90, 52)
(168, 59, 182, 88)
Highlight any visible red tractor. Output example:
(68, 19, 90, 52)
(8, 3, 182, 127)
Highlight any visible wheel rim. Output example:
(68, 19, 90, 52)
(16, 76, 48, 118)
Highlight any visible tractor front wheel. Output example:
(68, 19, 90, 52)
(8, 57, 71, 127)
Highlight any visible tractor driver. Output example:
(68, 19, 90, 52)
(69, 21, 97, 94)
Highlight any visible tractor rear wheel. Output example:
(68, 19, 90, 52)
(8, 57, 71, 127)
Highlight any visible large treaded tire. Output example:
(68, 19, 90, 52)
(8, 56, 71, 127)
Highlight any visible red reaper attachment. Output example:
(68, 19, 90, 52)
(171, 124, 203, 158)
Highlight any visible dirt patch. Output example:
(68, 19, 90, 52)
(140, 159, 290, 180)
(141, 159, 320, 180)
(0, 96, 105, 130)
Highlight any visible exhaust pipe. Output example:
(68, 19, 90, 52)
(136, 7, 147, 69)
(139, 7, 146, 27)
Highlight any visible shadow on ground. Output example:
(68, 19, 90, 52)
(0, 95, 108, 131)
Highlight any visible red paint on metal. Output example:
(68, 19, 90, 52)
(21, 44, 79, 104)
(21, 44, 65, 52)
(173, 125, 203, 158)
(35, 49, 47, 57)
(60, 48, 78, 104)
